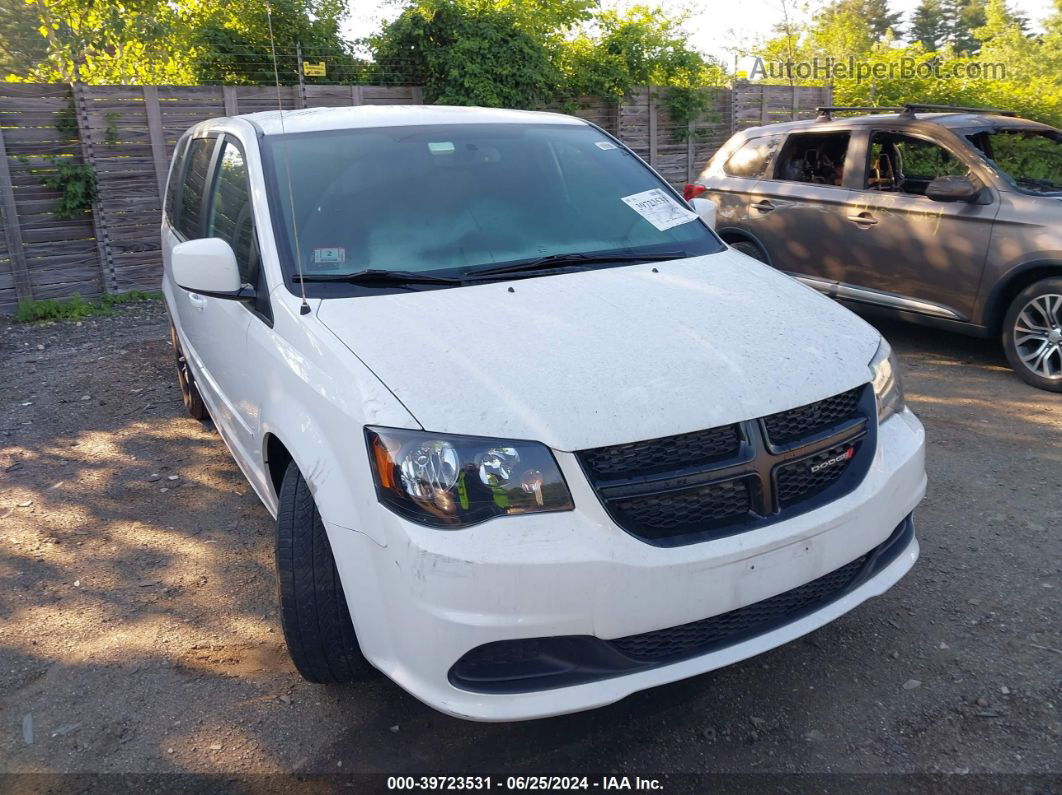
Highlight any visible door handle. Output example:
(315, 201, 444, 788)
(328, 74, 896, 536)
(848, 212, 878, 226)
(188, 292, 206, 310)
(751, 200, 775, 213)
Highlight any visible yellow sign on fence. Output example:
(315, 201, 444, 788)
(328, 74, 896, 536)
(303, 62, 327, 78)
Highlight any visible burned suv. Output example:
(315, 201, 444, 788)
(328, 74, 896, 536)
(688, 104, 1062, 392)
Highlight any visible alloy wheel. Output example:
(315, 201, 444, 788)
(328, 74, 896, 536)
(1013, 293, 1062, 380)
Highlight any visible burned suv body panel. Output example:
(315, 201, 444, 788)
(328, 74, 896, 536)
(692, 107, 1062, 391)
(696, 110, 1062, 335)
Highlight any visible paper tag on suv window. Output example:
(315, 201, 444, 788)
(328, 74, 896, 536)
(595, 141, 618, 150)
(621, 189, 698, 231)
(313, 247, 346, 265)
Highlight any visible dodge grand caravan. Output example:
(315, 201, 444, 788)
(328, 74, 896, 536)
(162, 105, 926, 721)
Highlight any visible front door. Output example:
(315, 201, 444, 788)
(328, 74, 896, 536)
(839, 129, 998, 321)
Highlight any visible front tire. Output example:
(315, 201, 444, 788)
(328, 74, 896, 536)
(1002, 278, 1062, 392)
(170, 323, 209, 421)
(729, 240, 768, 264)
(276, 461, 372, 683)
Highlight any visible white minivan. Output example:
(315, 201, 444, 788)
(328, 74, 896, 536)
(162, 105, 926, 721)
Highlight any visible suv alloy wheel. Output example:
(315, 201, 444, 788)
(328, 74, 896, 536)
(1002, 277, 1062, 392)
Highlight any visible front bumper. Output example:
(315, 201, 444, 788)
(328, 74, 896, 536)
(325, 409, 926, 721)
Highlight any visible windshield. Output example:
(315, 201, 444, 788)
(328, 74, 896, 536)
(261, 122, 723, 292)
(966, 128, 1062, 195)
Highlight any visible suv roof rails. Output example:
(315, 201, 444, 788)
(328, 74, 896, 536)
(815, 106, 903, 120)
(815, 104, 1017, 121)
(898, 103, 1017, 117)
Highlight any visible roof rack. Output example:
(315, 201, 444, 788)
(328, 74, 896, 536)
(898, 103, 1017, 117)
(815, 104, 1017, 121)
(815, 106, 903, 120)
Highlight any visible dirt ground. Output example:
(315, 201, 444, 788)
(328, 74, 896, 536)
(0, 300, 1059, 785)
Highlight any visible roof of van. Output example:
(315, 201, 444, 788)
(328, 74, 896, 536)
(238, 105, 588, 136)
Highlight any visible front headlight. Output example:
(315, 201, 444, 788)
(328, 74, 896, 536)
(869, 338, 905, 423)
(365, 427, 574, 528)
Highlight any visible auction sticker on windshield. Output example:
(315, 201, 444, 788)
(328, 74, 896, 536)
(621, 188, 698, 231)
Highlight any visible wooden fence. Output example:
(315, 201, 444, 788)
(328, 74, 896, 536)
(0, 81, 830, 314)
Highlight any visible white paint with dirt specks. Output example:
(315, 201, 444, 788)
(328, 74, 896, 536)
(317, 249, 881, 450)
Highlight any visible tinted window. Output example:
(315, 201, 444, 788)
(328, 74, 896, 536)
(207, 141, 259, 284)
(178, 137, 215, 239)
(774, 132, 850, 186)
(724, 137, 781, 178)
(867, 132, 969, 195)
(164, 136, 189, 226)
(262, 123, 724, 282)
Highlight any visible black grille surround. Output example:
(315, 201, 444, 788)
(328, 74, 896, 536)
(449, 516, 915, 694)
(576, 385, 875, 547)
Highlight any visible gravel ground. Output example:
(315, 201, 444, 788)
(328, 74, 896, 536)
(0, 300, 1059, 785)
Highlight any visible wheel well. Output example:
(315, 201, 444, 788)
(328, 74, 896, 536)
(987, 264, 1062, 333)
(265, 434, 293, 500)
(717, 227, 754, 246)
(717, 229, 771, 266)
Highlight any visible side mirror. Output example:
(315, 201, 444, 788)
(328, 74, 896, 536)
(171, 238, 250, 299)
(691, 197, 717, 230)
(925, 175, 980, 203)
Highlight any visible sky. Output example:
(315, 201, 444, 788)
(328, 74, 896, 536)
(342, 0, 1057, 64)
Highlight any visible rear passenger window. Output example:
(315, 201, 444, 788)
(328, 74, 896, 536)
(164, 136, 189, 227)
(177, 137, 216, 239)
(207, 141, 260, 285)
(774, 132, 851, 186)
(724, 137, 782, 178)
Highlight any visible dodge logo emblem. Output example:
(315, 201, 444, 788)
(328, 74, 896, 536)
(810, 447, 855, 474)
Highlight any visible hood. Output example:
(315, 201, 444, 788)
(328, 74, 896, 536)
(317, 251, 881, 451)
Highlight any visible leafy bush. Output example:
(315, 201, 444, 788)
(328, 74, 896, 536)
(37, 159, 97, 219)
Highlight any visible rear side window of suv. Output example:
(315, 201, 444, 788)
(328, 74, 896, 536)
(774, 132, 851, 186)
(724, 136, 783, 178)
(177, 137, 216, 239)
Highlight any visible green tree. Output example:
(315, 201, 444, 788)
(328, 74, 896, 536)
(909, 0, 947, 50)
(560, 6, 725, 99)
(12, 0, 194, 82)
(189, 0, 350, 85)
(0, 0, 48, 78)
(942, 0, 987, 53)
(371, 0, 558, 106)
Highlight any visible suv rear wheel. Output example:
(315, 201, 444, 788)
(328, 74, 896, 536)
(276, 461, 373, 683)
(1002, 277, 1062, 392)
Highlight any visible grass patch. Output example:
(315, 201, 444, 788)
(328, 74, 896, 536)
(13, 291, 162, 323)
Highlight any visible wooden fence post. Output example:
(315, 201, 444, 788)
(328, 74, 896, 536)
(223, 85, 239, 116)
(647, 87, 658, 167)
(411, 86, 424, 105)
(143, 86, 169, 204)
(295, 42, 307, 108)
(350, 85, 362, 105)
(71, 81, 117, 294)
(0, 124, 33, 303)
(760, 85, 770, 124)
(729, 83, 738, 136)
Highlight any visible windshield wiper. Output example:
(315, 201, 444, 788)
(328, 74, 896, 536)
(295, 269, 464, 286)
(466, 250, 687, 279)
